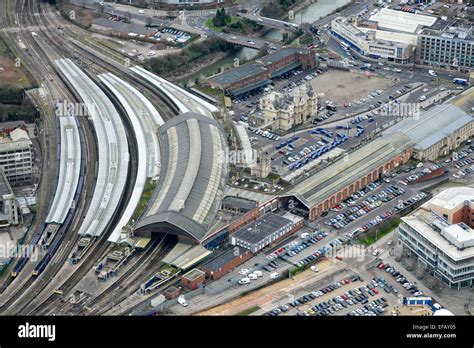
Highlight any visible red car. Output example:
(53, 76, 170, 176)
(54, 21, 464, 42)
(377, 262, 385, 269)
(336, 255, 343, 261)
(373, 289, 379, 294)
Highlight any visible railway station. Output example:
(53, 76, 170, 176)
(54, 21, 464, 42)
(133, 112, 229, 244)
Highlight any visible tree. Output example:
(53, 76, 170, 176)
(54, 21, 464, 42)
(212, 8, 230, 27)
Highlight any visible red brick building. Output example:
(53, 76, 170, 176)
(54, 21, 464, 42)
(208, 47, 317, 97)
(181, 268, 206, 290)
(282, 133, 414, 220)
(199, 246, 253, 280)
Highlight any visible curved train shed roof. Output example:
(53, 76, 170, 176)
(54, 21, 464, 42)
(134, 112, 229, 242)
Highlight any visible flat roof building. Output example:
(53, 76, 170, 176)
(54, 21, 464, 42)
(331, 16, 414, 63)
(369, 8, 437, 34)
(181, 268, 206, 290)
(282, 133, 413, 220)
(0, 126, 34, 184)
(417, 26, 474, 70)
(397, 187, 474, 289)
(230, 212, 303, 253)
(199, 246, 252, 280)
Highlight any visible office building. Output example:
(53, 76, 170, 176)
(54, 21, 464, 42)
(0, 127, 34, 184)
(397, 187, 474, 289)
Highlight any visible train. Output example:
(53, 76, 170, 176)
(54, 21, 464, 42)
(10, 223, 46, 277)
(32, 174, 84, 277)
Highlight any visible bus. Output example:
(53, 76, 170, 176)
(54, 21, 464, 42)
(340, 42, 350, 51)
(453, 78, 468, 86)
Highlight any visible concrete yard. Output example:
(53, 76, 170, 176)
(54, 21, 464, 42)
(309, 70, 393, 105)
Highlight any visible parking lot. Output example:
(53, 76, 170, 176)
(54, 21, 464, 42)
(239, 80, 426, 178)
(265, 269, 402, 317)
(308, 69, 394, 107)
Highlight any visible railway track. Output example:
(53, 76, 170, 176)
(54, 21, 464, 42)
(0, 0, 101, 314)
(0, 0, 185, 315)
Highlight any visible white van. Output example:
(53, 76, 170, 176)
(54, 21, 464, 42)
(270, 272, 280, 279)
(248, 273, 258, 280)
(300, 232, 310, 239)
(238, 277, 250, 284)
(253, 270, 263, 277)
(177, 295, 188, 307)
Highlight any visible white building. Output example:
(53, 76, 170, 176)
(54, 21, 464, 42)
(331, 16, 413, 63)
(369, 8, 437, 34)
(0, 128, 34, 184)
(0, 169, 19, 226)
(397, 187, 474, 289)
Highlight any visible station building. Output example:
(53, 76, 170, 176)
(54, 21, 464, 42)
(133, 112, 229, 245)
(383, 88, 474, 161)
(281, 133, 413, 220)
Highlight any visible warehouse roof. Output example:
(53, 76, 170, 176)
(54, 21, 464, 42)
(92, 17, 157, 36)
(222, 196, 257, 211)
(134, 112, 229, 242)
(369, 8, 437, 34)
(450, 86, 474, 114)
(284, 133, 413, 209)
(232, 212, 293, 244)
(260, 47, 305, 65)
(384, 104, 473, 151)
(200, 246, 248, 272)
(358, 27, 418, 45)
(208, 63, 267, 87)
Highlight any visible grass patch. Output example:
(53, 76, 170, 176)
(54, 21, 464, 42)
(194, 84, 224, 104)
(6, 0, 14, 27)
(204, 18, 223, 32)
(299, 34, 313, 46)
(236, 306, 260, 316)
(289, 264, 306, 277)
(358, 217, 401, 246)
(131, 179, 157, 222)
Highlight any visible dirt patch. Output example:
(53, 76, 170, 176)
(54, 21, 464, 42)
(310, 69, 393, 105)
(61, 3, 102, 28)
(196, 258, 337, 316)
(0, 56, 31, 89)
